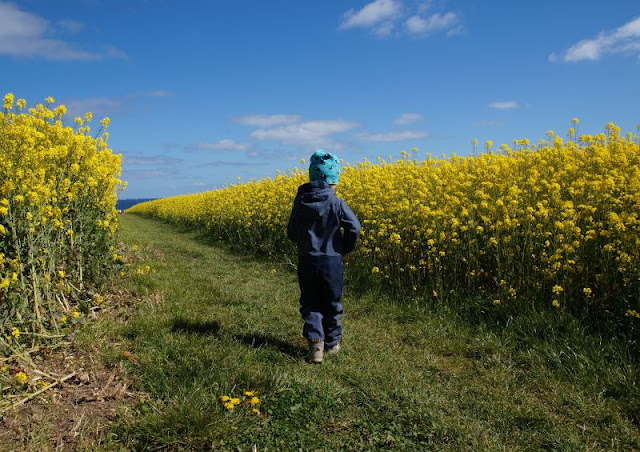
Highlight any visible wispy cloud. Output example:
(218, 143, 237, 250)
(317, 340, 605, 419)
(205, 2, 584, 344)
(250, 119, 359, 150)
(356, 130, 428, 142)
(62, 89, 173, 117)
(394, 113, 424, 125)
(123, 155, 183, 166)
(0, 2, 127, 60)
(64, 97, 124, 117)
(121, 153, 183, 180)
(122, 169, 180, 179)
(475, 120, 504, 127)
(405, 12, 459, 35)
(339, 0, 401, 36)
(551, 16, 640, 62)
(57, 20, 84, 34)
(129, 90, 175, 98)
(488, 101, 519, 110)
(189, 140, 251, 151)
(235, 114, 302, 128)
(205, 160, 263, 168)
(339, 0, 462, 38)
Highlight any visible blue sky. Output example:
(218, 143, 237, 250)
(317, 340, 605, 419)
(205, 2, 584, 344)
(2, 0, 639, 198)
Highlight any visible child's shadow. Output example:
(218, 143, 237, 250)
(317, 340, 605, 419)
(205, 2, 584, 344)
(171, 318, 306, 358)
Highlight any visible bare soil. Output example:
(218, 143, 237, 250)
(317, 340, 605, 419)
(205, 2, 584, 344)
(0, 290, 146, 450)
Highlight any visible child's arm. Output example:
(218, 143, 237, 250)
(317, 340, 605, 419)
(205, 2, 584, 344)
(287, 199, 298, 242)
(339, 201, 361, 255)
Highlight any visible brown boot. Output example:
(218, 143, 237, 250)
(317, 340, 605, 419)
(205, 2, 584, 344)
(325, 342, 341, 356)
(306, 340, 324, 364)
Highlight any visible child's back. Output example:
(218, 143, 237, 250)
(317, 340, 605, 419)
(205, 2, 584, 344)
(287, 150, 360, 364)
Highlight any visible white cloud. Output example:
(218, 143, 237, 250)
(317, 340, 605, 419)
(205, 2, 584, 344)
(123, 169, 180, 179)
(251, 119, 359, 150)
(394, 113, 424, 125)
(340, 0, 461, 38)
(235, 114, 302, 128)
(357, 130, 428, 141)
(192, 140, 250, 151)
(405, 12, 458, 35)
(373, 21, 395, 37)
(488, 101, 519, 110)
(57, 20, 84, 34)
(123, 155, 183, 166)
(417, 1, 433, 14)
(63, 97, 123, 117)
(130, 90, 175, 98)
(340, 0, 402, 30)
(205, 160, 262, 168)
(446, 25, 466, 37)
(0, 2, 126, 60)
(475, 120, 504, 127)
(554, 16, 640, 62)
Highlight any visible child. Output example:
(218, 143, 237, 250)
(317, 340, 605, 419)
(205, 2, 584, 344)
(287, 150, 361, 364)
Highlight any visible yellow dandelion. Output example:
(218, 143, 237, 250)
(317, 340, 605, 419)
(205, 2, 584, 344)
(15, 371, 28, 385)
(552, 299, 561, 308)
(10, 327, 20, 339)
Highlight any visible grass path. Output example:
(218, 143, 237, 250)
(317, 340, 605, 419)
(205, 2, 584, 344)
(109, 213, 639, 450)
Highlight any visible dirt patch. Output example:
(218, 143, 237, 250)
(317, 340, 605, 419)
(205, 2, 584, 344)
(0, 289, 151, 450)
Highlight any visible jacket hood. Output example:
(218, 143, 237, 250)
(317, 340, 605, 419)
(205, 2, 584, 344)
(296, 181, 335, 220)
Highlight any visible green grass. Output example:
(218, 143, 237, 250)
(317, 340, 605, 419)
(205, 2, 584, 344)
(105, 213, 639, 450)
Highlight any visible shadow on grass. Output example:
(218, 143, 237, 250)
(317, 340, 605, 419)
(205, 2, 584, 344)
(231, 332, 306, 358)
(171, 318, 306, 358)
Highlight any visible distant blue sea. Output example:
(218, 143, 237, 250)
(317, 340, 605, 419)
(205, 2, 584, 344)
(116, 198, 157, 211)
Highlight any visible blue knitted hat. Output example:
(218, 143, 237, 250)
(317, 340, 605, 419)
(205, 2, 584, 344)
(309, 150, 341, 184)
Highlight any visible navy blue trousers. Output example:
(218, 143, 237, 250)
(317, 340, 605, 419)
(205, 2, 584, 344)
(297, 256, 344, 348)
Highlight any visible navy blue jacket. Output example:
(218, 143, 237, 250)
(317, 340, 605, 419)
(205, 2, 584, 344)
(287, 181, 361, 257)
